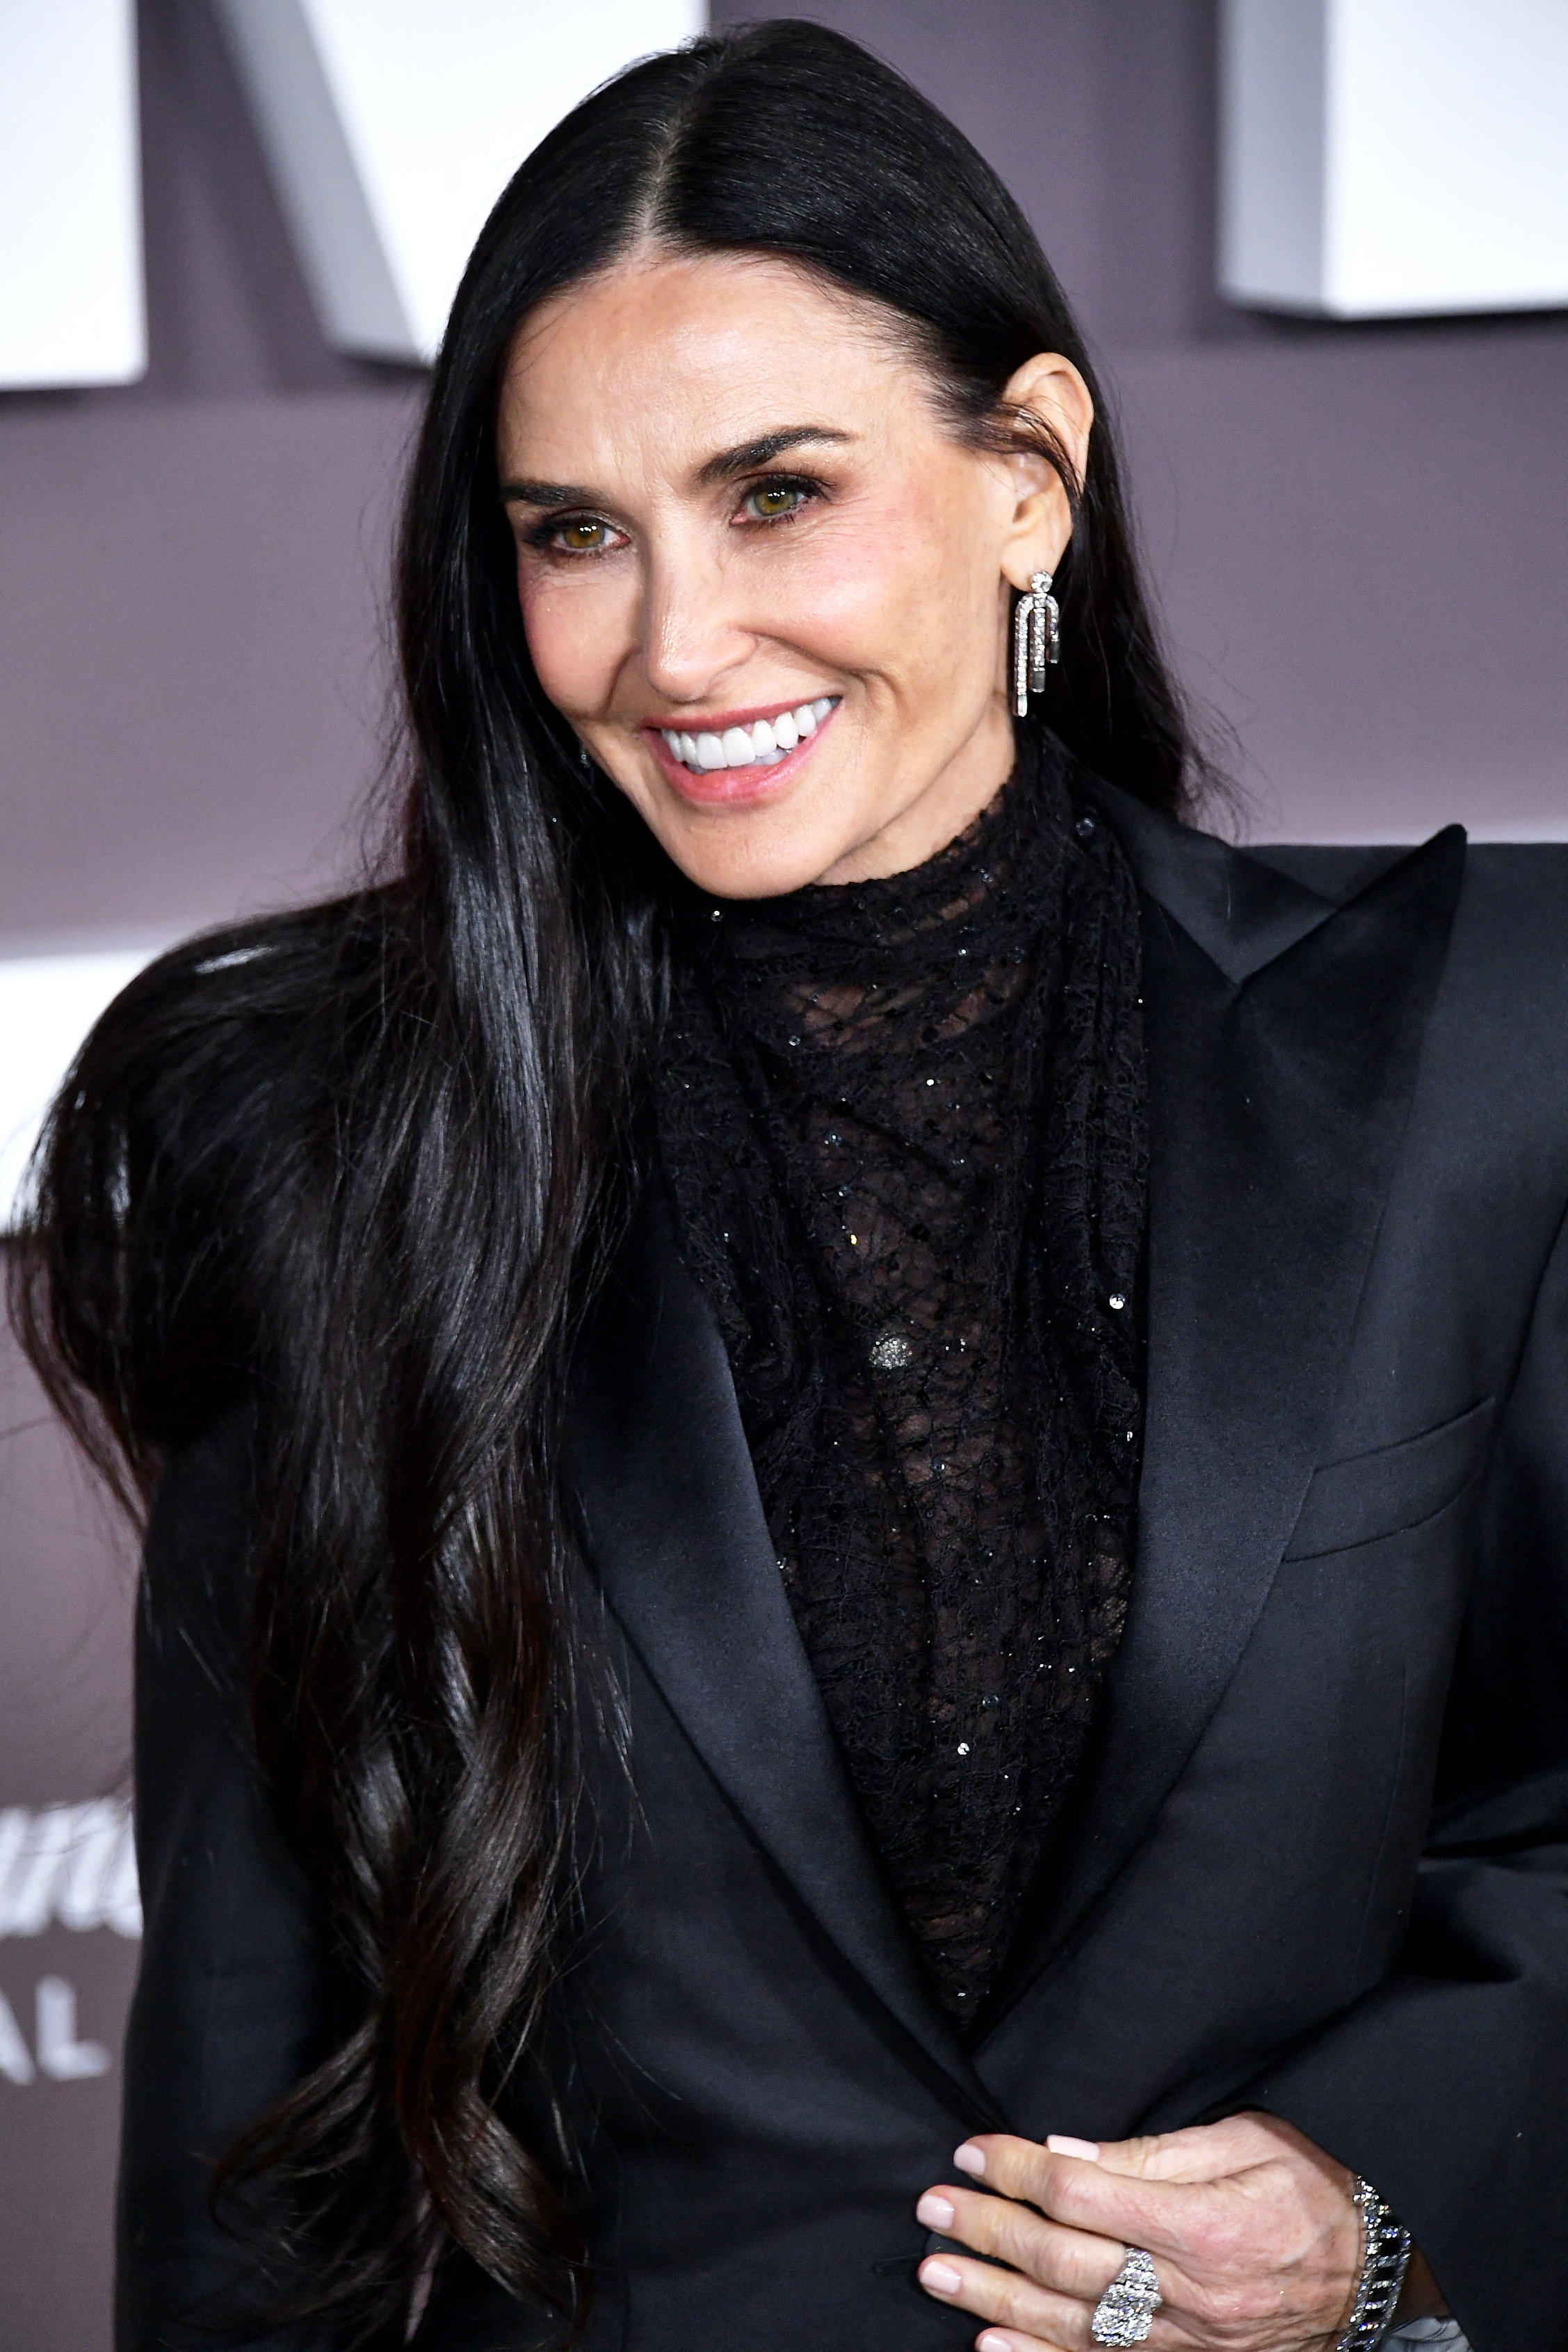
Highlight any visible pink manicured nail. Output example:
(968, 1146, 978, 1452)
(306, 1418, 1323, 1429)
(920, 2258, 964, 2294)
(953, 2141, 986, 2177)
(978, 2337, 1012, 2352)
(916, 2192, 955, 2230)
(1046, 2133, 1102, 2161)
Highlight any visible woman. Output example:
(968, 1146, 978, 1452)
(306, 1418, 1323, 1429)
(13, 21, 1567, 2352)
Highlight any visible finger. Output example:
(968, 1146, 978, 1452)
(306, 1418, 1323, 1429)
(917, 2249, 1091, 2345)
(974, 2335, 1072, 2352)
(916, 2184, 1123, 2301)
(1088, 2113, 1355, 2191)
(955, 2135, 1202, 2258)
(1090, 2117, 1272, 2185)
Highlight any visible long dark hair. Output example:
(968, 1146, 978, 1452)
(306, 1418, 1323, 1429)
(11, 19, 1204, 2343)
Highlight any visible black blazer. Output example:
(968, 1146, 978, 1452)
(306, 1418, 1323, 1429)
(119, 784, 1568, 2352)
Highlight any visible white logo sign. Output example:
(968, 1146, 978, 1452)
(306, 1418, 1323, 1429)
(0, 1801, 143, 1941)
(0, 1978, 111, 2087)
(0, 0, 145, 387)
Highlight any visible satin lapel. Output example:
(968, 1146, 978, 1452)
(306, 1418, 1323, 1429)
(563, 1184, 1001, 2122)
(989, 812, 1466, 2021)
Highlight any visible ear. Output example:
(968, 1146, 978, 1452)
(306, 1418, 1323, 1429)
(996, 352, 1094, 592)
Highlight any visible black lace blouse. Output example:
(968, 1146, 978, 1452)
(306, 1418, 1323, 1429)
(655, 741, 1148, 2024)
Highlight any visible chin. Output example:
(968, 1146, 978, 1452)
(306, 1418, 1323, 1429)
(623, 771, 868, 900)
(661, 821, 851, 902)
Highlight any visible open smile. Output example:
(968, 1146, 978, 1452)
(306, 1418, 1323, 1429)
(651, 696, 841, 775)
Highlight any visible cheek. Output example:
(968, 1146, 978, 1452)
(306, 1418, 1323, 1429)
(785, 540, 899, 654)
(763, 508, 929, 668)
(516, 565, 620, 718)
(775, 494, 994, 692)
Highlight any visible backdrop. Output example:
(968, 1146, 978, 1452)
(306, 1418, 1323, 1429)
(2, 4, 1565, 2346)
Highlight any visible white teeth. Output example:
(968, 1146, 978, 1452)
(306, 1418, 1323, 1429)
(660, 698, 837, 772)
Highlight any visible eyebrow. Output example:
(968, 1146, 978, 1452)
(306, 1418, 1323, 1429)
(500, 476, 597, 508)
(693, 424, 854, 486)
(499, 424, 855, 509)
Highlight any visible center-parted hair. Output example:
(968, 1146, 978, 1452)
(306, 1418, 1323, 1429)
(13, 22, 1204, 2344)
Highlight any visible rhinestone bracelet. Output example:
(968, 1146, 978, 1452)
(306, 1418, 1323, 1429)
(1334, 2178, 1413, 2352)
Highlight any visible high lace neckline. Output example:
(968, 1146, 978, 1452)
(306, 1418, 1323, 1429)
(655, 741, 1148, 2023)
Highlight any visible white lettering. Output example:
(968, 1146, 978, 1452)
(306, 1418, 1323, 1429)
(0, 1802, 142, 1940)
(0, 1807, 78, 1936)
(0, 1990, 35, 2086)
(35, 1977, 111, 2081)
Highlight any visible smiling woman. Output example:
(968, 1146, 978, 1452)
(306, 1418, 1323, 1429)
(10, 18, 1568, 2352)
(494, 250, 1092, 894)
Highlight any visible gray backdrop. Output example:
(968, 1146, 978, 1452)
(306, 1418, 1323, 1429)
(1, 4, 1564, 2346)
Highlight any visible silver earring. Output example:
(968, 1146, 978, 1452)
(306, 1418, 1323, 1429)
(1012, 569, 1060, 717)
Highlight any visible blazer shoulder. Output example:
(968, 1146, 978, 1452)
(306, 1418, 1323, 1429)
(1251, 838, 1568, 1068)
(1243, 841, 1414, 899)
(1457, 839, 1568, 917)
(1442, 843, 1568, 1002)
(1238, 835, 1568, 1017)
(1250, 836, 1568, 913)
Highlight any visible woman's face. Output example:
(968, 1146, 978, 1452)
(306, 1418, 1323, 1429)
(496, 250, 1092, 896)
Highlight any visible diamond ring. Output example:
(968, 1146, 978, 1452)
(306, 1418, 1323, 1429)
(1091, 2247, 1163, 2346)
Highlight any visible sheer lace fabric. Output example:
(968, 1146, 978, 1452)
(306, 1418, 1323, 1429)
(656, 742, 1148, 2022)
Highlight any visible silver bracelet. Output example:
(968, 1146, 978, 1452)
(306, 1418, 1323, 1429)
(1334, 2178, 1413, 2352)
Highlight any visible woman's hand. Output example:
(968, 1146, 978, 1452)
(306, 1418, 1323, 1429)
(914, 2113, 1366, 2352)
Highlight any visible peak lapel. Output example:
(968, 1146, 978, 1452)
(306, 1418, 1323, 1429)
(563, 1184, 1001, 2123)
(991, 803, 1466, 2019)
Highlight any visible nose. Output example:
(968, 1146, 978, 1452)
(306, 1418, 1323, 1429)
(638, 540, 757, 708)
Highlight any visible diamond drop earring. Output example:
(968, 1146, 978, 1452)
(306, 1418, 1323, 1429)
(1011, 569, 1061, 718)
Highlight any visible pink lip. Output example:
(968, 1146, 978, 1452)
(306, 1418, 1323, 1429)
(642, 700, 840, 809)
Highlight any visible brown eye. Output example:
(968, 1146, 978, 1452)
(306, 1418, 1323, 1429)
(556, 517, 611, 551)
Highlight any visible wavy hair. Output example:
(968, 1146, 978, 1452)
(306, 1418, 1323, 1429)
(11, 19, 1205, 2344)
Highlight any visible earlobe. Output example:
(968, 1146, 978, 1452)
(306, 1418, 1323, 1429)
(1001, 464, 1074, 596)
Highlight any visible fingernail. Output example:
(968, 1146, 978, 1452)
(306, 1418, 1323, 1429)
(1046, 2133, 1101, 2161)
(916, 2191, 955, 2230)
(978, 2338, 1012, 2352)
(920, 2258, 964, 2294)
(953, 2141, 986, 2177)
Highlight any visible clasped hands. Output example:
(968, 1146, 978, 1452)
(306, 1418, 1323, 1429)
(914, 2112, 1387, 2352)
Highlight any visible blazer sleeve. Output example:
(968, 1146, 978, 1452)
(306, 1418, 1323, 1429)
(118, 1403, 344, 2351)
(1244, 1207, 1568, 2352)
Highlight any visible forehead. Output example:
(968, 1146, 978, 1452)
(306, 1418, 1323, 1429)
(495, 250, 925, 472)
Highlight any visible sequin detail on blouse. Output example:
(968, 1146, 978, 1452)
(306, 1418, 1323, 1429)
(656, 742, 1147, 2022)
